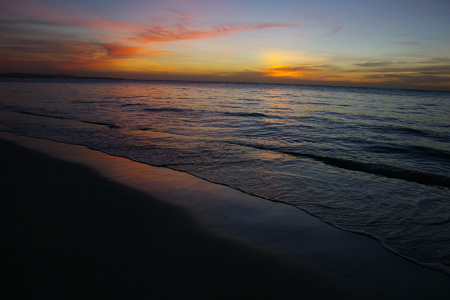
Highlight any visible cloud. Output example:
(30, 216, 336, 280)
(363, 73, 450, 85)
(2, 4, 296, 72)
(353, 58, 450, 75)
(1, 2, 296, 43)
(350, 58, 450, 88)
(419, 57, 450, 65)
(356, 62, 450, 74)
(133, 22, 297, 44)
(323, 25, 343, 37)
(354, 61, 394, 67)
(263, 65, 318, 73)
(100, 43, 167, 59)
(0, 32, 166, 73)
(238, 64, 325, 79)
(236, 59, 450, 89)
(0, 41, 99, 73)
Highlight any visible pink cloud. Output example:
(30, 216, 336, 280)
(100, 43, 168, 59)
(133, 22, 297, 43)
(1, 3, 296, 43)
(0, 2, 299, 74)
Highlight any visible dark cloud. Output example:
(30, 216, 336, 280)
(354, 61, 393, 67)
(363, 73, 450, 84)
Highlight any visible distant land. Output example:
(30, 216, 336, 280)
(0, 73, 126, 80)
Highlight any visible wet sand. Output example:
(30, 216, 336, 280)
(2, 132, 450, 299)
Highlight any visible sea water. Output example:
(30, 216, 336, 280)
(1, 78, 449, 274)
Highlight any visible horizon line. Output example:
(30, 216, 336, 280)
(1, 72, 449, 93)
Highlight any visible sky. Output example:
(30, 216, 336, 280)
(1, 0, 450, 90)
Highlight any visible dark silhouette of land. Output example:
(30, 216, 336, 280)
(0, 73, 125, 80)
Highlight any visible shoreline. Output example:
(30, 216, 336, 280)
(2, 131, 450, 299)
(1, 134, 345, 299)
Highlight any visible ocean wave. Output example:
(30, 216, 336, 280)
(143, 107, 277, 119)
(227, 140, 450, 188)
(72, 100, 105, 104)
(366, 145, 411, 154)
(223, 111, 272, 118)
(144, 107, 187, 113)
(390, 126, 429, 136)
(306, 155, 450, 188)
(120, 103, 145, 107)
(411, 145, 450, 160)
(365, 145, 450, 161)
(369, 124, 450, 142)
(17, 110, 120, 129)
(427, 217, 450, 226)
(80, 120, 120, 129)
(17, 110, 69, 120)
(138, 127, 153, 131)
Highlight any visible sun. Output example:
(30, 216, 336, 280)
(261, 50, 304, 66)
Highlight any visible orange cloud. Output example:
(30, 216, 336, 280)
(100, 43, 167, 59)
(0, 38, 156, 72)
(60, 42, 168, 71)
(0, 3, 297, 75)
(261, 65, 319, 78)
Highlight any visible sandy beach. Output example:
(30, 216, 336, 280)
(2, 132, 450, 299)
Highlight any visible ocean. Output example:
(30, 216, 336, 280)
(1, 78, 449, 274)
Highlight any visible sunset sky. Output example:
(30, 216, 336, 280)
(1, 0, 450, 90)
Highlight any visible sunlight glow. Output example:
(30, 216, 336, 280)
(0, 0, 449, 90)
(262, 50, 304, 66)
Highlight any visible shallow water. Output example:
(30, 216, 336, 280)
(1, 78, 449, 273)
